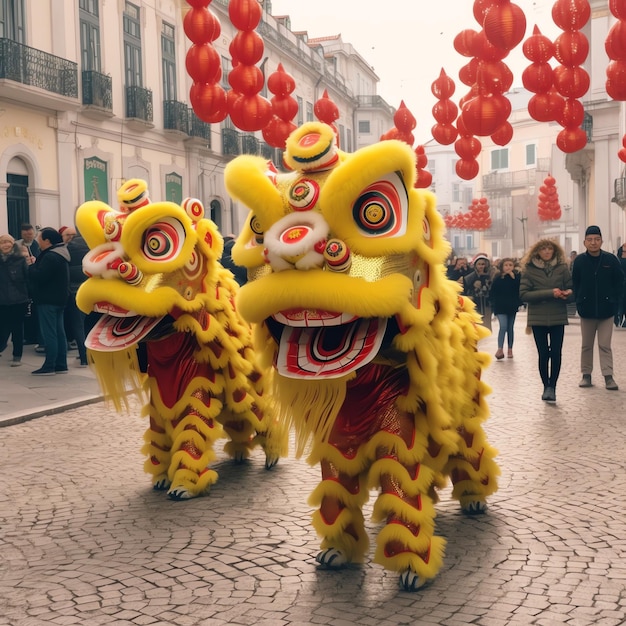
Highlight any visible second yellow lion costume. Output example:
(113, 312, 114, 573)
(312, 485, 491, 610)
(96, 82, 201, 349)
(76, 180, 287, 500)
(224, 122, 499, 590)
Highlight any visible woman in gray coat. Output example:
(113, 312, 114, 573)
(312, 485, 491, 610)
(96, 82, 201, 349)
(519, 239, 573, 403)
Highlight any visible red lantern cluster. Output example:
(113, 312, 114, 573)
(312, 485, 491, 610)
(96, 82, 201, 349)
(606, 1, 626, 101)
(537, 174, 562, 221)
(184, 0, 228, 123)
(381, 101, 416, 146)
(522, 26, 563, 123)
(443, 197, 492, 231)
(552, 0, 591, 153)
(431, 69, 458, 145)
(263, 63, 298, 149)
(414, 146, 433, 189)
(227, 0, 272, 131)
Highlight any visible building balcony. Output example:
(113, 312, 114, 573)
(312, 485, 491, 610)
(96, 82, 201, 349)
(81, 70, 113, 118)
(356, 95, 395, 116)
(163, 99, 189, 134)
(125, 85, 153, 127)
(482, 158, 551, 191)
(187, 109, 212, 147)
(612, 177, 626, 209)
(0, 37, 79, 111)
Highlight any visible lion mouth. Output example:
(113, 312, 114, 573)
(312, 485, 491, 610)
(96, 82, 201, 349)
(268, 309, 387, 379)
(85, 303, 167, 352)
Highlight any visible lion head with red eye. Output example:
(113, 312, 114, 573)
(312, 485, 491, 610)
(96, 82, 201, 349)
(75, 179, 287, 501)
(224, 122, 499, 591)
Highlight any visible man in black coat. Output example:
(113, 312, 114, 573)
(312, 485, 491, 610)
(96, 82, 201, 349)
(28, 227, 70, 375)
(572, 225, 624, 390)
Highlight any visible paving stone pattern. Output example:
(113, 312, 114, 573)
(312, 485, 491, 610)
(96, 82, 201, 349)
(1, 314, 625, 625)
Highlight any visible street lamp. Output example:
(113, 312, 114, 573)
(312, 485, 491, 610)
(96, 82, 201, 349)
(517, 215, 528, 251)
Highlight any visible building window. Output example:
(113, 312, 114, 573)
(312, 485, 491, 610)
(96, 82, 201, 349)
(346, 128, 352, 152)
(0, 0, 25, 42)
(161, 21, 176, 100)
(297, 96, 303, 126)
(338, 124, 345, 150)
(491, 148, 508, 170)
(525, 143, 536, 166)
(463, 187, 473, 206)
(123, 2, 142, 87)
(358, 120, 370, 134)
(79, 0, 101, 71)
(305, 101, 313, 122)
(453, 183, 460, 202)
(221, 55, 231, 90)
(429, 159, 435, 177)
(465, 234, 474, 249)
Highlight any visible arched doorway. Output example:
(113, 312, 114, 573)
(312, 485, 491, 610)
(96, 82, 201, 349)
(6, 157, 30, 238)
(210, 199, 222, 231)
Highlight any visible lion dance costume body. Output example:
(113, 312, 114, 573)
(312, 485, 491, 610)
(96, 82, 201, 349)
(224, 122, 499, 590)
(76, 180, 286, 500)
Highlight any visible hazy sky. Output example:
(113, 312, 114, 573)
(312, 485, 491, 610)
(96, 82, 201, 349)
(269, 0, 561, 143)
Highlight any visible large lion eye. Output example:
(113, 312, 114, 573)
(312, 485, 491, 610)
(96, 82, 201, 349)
(352, 172, 408, 238)
(142, 218, 186, 262)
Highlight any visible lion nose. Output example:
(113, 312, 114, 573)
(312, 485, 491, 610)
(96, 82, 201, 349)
(263, 212, 329, 271)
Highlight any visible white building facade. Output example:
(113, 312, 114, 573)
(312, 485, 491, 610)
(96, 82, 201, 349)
(0, 0, 394, 237)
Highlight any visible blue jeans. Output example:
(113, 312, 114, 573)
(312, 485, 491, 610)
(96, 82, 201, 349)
(496, 312, 516, 349)
(38, 304, 67, 370)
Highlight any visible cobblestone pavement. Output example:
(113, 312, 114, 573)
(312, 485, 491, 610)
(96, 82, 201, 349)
(1, 313, 625, 626)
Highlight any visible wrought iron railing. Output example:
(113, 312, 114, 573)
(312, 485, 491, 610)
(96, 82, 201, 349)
(188, 109, 211, 146)
(125, 85, 153, 122)
(82, 70, 112, 110)
(241, 134, 259, 155)
(222, 127, 241, 156)
(0, 37, 78, 98)
(356, 95, 395, 116)
(163, 99, 189, 133)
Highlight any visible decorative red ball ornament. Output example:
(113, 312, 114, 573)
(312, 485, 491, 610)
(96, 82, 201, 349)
(556, 126, 587, 153)
(456, 159, 479, 181)
(314, 90, 340, 126)
(491, 121, 513, 146)
(551, 0, 591, 31)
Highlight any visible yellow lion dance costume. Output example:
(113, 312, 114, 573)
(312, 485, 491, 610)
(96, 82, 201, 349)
(224, 122, 499, 590)
(76, 180, 287, 500)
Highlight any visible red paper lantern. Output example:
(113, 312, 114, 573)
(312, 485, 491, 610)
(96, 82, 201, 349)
(476, 60, 514, 94)
(228, 64, 264, 96)
(431, 68, 456, 99)
(454, 29, 480, 57)
(610, 0, 626, 20)
(183, 7, 221, 44)
(606, 60, 626, 100)
(605, 22, 626, 61)
(229, 94, 272, 132)
(556, 126, 587, 153)
(394, 101, 417, 133)
(314, 90, 339, 125)
(431, 124, 458, 145)
(271, 96, 299, 121)
(618, 147, 626, 163)
(473, 0, 498, 25)
(462, 94, 511, 136)
(551, 0, 591, 31)
(554, 30, 589, 67)
(553, 65, 590, 99)
(432, 99, 458, 125)
(230, 30, 264, 65)
(523, 25, 555, 62)
(522, 62, 553, 93)
(228, 0, 262, 30)
(456, 159, 480, 181)
(491, 122, 513, 146)
(190, 82, 228, 123)
(557, 98, 584, 127)
(267, 63, 296, 96)
(459, 59, 479, 87)
(186, 44, 221, 84)
(455, 135, 482, 160)
(483, 2, 527, 51)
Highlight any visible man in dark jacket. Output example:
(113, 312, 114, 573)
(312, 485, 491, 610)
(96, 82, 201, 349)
(572, 225, 624, 390)
(66, 233, 90, 366)
(28, 227, 70, 375)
